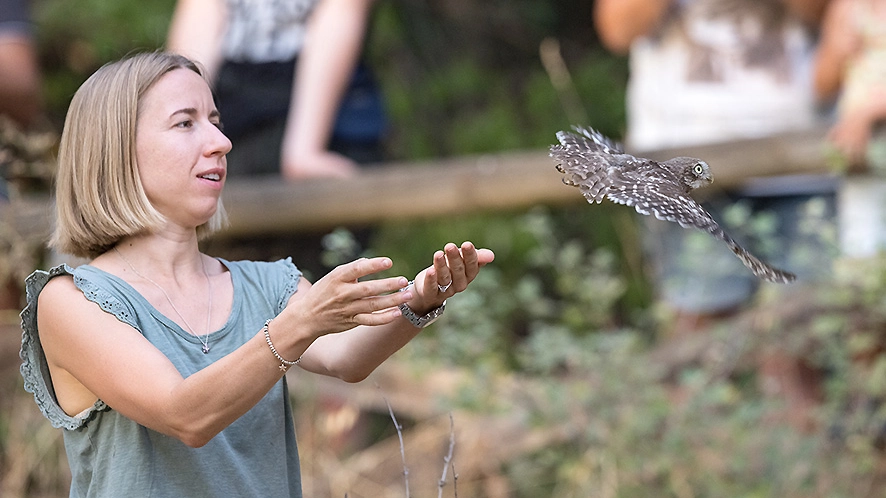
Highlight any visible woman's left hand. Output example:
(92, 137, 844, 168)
(408, 241, 495, 313)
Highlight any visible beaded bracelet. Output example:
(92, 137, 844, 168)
(262, 319, 301, 372)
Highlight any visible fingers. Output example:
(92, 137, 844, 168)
(352, 307, 404, 327)
(476, 248, 495, 266)
(433, 250, 451, 291)
(333, 257, 394, 283)
(427, 241, 495, 298)
(354, 281, 411, 314)
(317, 258, 408, 303)
(460, 241, 480, 282)
(348, 277, 414, 327)
(306, 276, 411, 334)
(358, 275, 409, 298)
(299, 243, 495, 334)
(297, 256, 414, 335)
(445, 243, 468, 292)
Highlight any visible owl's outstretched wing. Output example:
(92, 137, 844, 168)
(550, 126, 796, 283)
(555, 126, 624, 154)
(605, 174, 797, 283)
(549, 126, 631, 204)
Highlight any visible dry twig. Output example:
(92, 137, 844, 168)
(381, 390, 410, 498)
(438, 413, 457, 498)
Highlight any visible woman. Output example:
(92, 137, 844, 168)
(20, 51, 493, 497)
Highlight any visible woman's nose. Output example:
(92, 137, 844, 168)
(207, 123, 233, 156)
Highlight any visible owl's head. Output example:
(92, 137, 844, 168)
(665, 157, 713, 191)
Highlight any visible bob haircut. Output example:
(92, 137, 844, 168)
(51, 51, 227, 259)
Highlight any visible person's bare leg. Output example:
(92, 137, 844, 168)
(0, 37, 42, 127)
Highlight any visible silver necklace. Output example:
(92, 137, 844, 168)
(114, 247, 214, 354)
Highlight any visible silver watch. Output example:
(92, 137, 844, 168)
(398, 281, 446, 328)
(398, 301, 446, 328)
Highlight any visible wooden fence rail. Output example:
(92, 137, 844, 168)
(3, 128, 833, 244)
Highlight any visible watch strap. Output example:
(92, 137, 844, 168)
(398, 280, 446, 328)
(398, 301, 446, 328)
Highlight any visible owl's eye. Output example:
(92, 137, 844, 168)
(693, 163, 704, 175)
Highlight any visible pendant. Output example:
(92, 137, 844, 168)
(202, 345, 210, 354)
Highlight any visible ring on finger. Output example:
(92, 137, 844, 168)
(437, 281, 452, 293)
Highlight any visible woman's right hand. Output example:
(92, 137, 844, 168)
(279, 257, 410, 340)
(281, 149, 358, 180)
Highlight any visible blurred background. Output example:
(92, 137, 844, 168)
(3, 0, 886, 496)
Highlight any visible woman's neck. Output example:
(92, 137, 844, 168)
(96, 231, 206, 280)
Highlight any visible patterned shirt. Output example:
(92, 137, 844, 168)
(222, 0, 319, 62)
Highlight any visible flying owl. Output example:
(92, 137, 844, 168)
(549, 126, 796, 283)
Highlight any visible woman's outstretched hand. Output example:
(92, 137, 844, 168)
(289, 256, 411, 337)
(409, 241, 495, 314)
(280, 241, 494, 380)
(281, 241, 494, 342)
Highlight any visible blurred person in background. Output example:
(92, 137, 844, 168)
(595, 0, 834, 431)
(814, 0, 886, 257)
(0, 0, 45, 310)
(167, 0, 386, 180)
(814, 0, 886, 171)
(0, 0, 42, 130)
(0, 0, 44, 203)
(594, 0, 833, 328)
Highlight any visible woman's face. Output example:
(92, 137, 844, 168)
(135, 68, 232, 230)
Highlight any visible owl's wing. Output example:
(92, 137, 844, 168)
(549, 126, 795, 282)
(605, 181, 797, 283)
(559, 126, 624, 154)
(549, 127, 630, 204)
(606, 175, 713, 228)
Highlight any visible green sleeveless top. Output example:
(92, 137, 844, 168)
(20, 258, 303, 497)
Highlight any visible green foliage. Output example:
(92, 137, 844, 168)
(373, 203, 886, 495)
(33, 0, 175, 121)
(812, 256, 886, 453)
(570, 49, 628, 139)
(383, 206, 643, 375)
(368, 0, 627, 159)
(374, 50, 627, 159)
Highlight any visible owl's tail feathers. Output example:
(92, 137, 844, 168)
(719, 233, 797, 283)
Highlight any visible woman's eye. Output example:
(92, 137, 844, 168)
(176, 120, 193, 129)
(212, 120, 224, 131)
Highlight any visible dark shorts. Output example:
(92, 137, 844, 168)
(215, 59, 387, 177)
(0, 0, 33, 36)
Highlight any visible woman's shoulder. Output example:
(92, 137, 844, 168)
(35, 268, 79, 306)
(220, 257, 301, 277)
(28, 262, 141, 330)
(24, 264, 79, 309)
(220, 258, 302, 313)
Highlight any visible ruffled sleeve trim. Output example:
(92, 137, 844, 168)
(277, 257, 302, 315)
(19, 264, 109, 430)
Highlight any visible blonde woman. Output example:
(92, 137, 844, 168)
(20, 51, 493, 497)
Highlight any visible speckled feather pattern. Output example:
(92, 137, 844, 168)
(549, 126, 796, 284)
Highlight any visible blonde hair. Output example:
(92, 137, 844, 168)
(51, 51, 228, 259)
